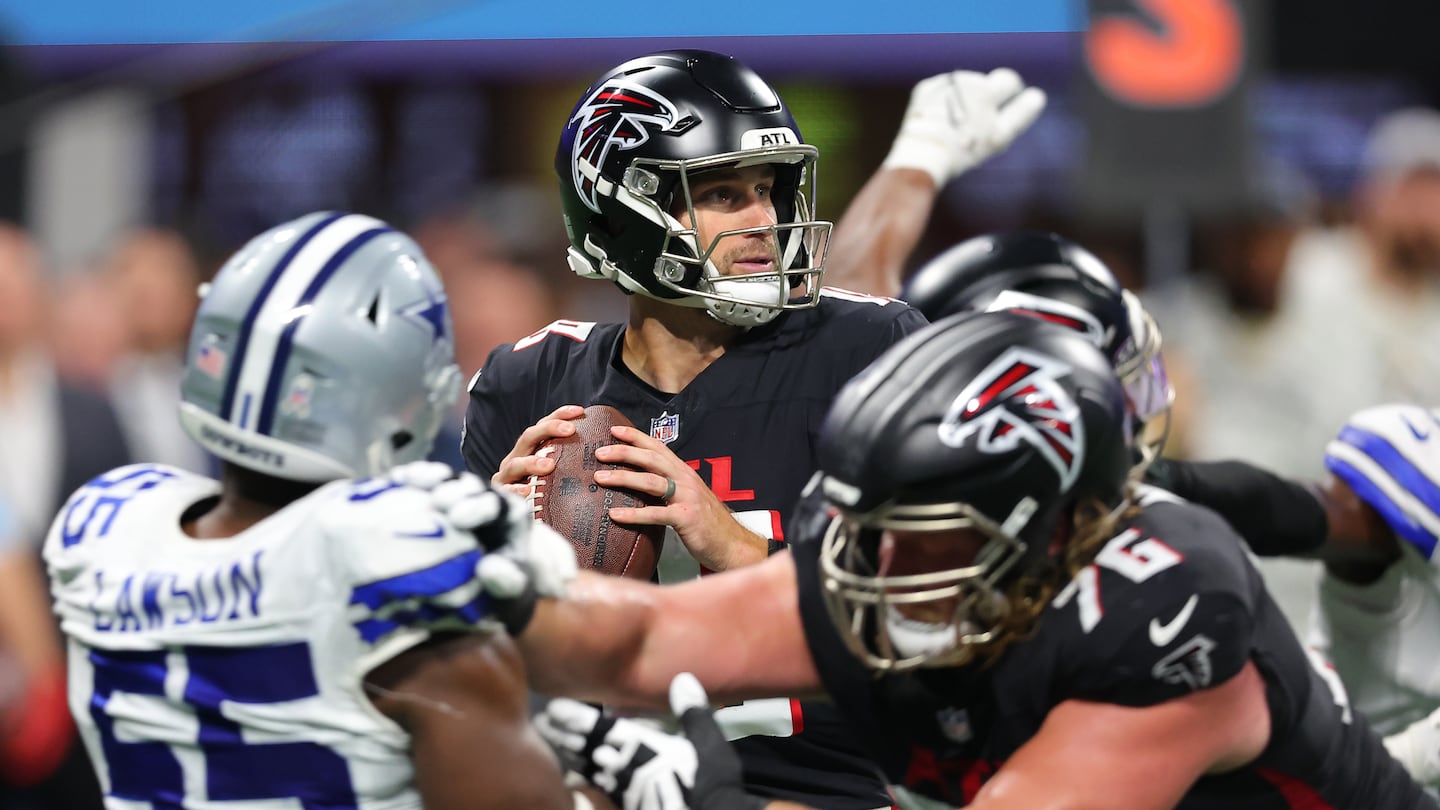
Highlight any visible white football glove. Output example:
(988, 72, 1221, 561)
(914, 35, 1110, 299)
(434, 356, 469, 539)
(388, 462, 578, 631)
(536, 673, 764, 810)
(1324, 404, 1440, 563)
(389, 462, 533, 558)
(1386, 703, 1440, 786)
(881, 67, 1047, 190)
(475, 520, 578, 601)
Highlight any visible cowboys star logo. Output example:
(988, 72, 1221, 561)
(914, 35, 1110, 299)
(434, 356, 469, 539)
(937, 348, 1084, 490)
(569, 79, 685, 213)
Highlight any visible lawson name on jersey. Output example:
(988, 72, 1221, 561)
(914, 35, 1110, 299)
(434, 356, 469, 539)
(85, 551, 264, 633)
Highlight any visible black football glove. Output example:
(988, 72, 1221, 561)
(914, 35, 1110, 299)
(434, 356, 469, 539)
(537, 673, 767, 810)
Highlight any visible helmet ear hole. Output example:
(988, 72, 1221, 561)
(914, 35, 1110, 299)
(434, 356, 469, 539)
(390, 430, 413, 451)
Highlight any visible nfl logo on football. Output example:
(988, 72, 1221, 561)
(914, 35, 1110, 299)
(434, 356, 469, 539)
(650, 411, 680, 444)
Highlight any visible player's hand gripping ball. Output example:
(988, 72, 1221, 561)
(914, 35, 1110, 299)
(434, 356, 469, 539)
(529, 405, 662, 579)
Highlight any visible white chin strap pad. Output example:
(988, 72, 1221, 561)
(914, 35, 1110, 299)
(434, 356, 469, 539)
(883, 606, 959, 659)
(704, 274, 787, 327)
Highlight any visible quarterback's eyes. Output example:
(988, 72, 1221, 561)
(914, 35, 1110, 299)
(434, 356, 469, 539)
(692, 181, 772, 208)
(687, 165, 777, 211)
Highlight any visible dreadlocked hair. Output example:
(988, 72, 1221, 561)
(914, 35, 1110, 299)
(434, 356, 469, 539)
(1061, 484, 1137, 579)
(963, 484, 1136, 669)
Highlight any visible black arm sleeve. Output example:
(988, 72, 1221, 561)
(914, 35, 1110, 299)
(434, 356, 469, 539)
(1145, 458, 1328, 557)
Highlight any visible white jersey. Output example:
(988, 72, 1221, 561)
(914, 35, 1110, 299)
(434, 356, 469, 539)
(43, 463, 494, 810)
(1310, 544, 1440, 737)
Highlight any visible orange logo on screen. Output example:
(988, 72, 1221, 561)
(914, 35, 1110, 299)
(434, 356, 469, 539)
(1086, 0, 1245, 108)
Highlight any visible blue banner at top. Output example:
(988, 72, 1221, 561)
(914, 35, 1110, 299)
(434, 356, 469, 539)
(0, 0, 1083, 46)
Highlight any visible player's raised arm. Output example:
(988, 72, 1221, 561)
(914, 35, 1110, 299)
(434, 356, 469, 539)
(825, 68, 1046, 297)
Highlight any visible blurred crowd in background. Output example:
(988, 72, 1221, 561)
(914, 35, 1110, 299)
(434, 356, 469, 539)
(0, 0, 1439, 804)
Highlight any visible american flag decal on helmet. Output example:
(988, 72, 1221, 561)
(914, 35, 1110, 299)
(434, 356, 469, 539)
(569, 79, 684, 214)
(938, 348, 1085, 490)
(196, 341, 228, 380)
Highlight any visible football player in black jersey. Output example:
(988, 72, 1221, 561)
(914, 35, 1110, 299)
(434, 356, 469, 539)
(461, 49, 936, 809)
(899, 229, 1440, 788)
(464, 49, 929, 573)
(479, 311, 1433, 808)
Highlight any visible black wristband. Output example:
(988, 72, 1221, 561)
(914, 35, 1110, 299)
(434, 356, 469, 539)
(492, 559, 540, 636)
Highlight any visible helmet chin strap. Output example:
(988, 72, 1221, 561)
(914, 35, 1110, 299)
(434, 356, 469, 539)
(883, 606, 961, 660)
(704, 271, 787, 327)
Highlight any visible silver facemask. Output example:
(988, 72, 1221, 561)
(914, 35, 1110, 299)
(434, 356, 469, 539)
(644, 147, 832, 327)
(1116, 290, 1175, 471)
(818, 496, 1040, 673)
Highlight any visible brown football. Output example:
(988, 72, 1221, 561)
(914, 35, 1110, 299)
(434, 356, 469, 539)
(529, 405, 662, 580)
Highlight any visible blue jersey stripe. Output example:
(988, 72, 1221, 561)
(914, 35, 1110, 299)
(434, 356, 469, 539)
(255, 226, 392, 436)
(348, 549, 481, 611)
(219, 212, 347, 422)
(352, 596, 489, 644)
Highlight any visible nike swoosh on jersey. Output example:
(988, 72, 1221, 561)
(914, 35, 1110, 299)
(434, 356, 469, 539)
(1149, 594, 1199, 647)
(395, 522, 447, 540)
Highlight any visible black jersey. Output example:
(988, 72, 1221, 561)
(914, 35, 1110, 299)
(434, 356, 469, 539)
(464, 290, 927, 808)
(794, 486, 1436, 809)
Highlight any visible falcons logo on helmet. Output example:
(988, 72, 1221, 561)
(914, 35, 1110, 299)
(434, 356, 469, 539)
(987, 289, 1112, 351)
(569, 79, 684, 213)
(937, 348, 1085, 490)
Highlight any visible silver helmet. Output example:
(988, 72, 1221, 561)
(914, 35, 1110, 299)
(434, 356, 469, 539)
(179, 212, 462, 482)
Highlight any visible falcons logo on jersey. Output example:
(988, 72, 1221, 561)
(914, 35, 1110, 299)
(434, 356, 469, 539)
(569, 79, 684, 213)
(937, 348, 1085, 490)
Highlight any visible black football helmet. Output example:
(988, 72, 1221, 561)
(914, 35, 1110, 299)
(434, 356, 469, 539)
(902, 231, 1173, 458)
(556, 50, 831, 328)
(816, 311, 1133, 672)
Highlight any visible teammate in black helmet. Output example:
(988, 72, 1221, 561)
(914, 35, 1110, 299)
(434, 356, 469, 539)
(897, 229, 1440, 789)
(903, 231, 1173, 465)
(472, 311, 1434, 809)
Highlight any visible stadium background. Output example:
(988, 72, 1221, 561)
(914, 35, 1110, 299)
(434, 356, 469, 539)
(0, 0, 1438, 783)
